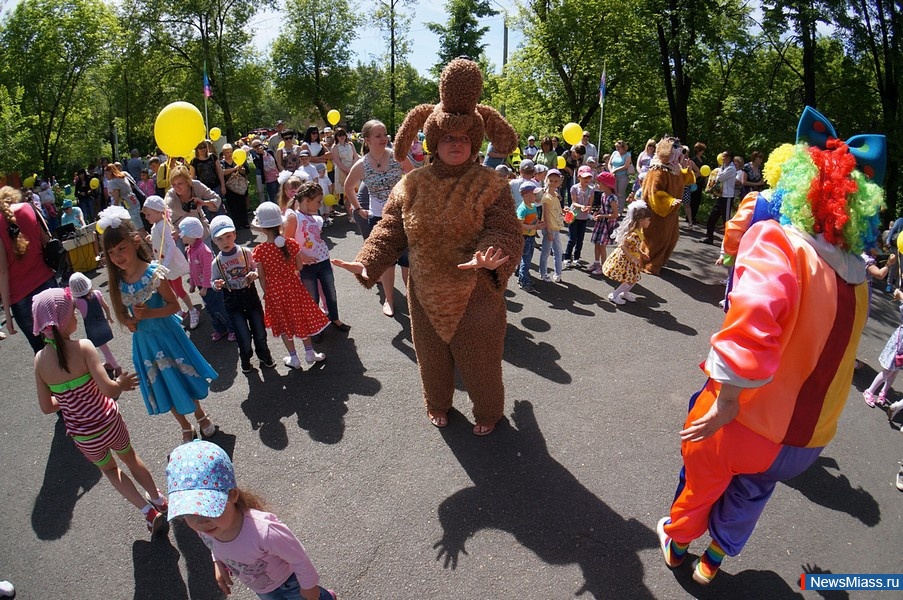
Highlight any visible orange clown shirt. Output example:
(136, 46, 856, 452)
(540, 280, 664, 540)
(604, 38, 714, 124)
(701, 219, 869, 448)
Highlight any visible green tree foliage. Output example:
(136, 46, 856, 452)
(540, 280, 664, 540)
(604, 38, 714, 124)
(0, 0, 117, 176)
(271, 0, 361, 123)
(345, 60, 437, 134)
(425, 0, 497, 77)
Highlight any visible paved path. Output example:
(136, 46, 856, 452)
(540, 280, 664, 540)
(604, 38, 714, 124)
(1, 218, 901, 599)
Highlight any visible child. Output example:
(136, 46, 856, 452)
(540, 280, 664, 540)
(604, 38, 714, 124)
(142, 195, 199, 329)
(180, 217, 233, 342)
(293, 182, 350, 334)
(209, 216, 276, 373)
(69, 272, 122, 379)
(539, 169, 565, 283)
(864, 288, 903, 408)
(589, 171, 620, 275)
(602, 200, 652, 305)
(515, 180, 541, 292)
(32, 287, 169, 537)
(98, 206, 218, 442)
(138, 169, 156, 200)
(562, 165, 594, 269)
(166, 441, 337, 600)
(251, 202, 329, 369)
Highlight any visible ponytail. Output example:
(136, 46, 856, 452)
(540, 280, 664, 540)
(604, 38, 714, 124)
(1, 186, 29, 257)
(50, 325, 70, 373)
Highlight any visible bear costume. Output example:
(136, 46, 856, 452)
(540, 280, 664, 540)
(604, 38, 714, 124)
(641, 137, 693, 274)
(349, 58, 523, 435)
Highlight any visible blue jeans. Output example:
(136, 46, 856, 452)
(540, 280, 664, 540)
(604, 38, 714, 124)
(201, 288, 231, 335)
(300, 259, 339, 322)
(11, 276, 58, 353)
(266, 181, 280, 203)
(255, 574, 333, 600)
(564, 219, 588, 262)
(517, 235, 535, 286)
(223, 287, 272, 367)
(539, 230, 563, 277)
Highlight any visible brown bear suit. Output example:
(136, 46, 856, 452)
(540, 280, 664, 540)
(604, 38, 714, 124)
(352, 58, 523, 430)
(641, 137, 694, 274)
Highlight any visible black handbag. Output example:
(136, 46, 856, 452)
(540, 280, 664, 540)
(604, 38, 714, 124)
(30, 203, 67, 272)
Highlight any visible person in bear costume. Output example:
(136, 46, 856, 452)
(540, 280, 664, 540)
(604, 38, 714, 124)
(641, 137, 694, 274)
(333, 58, 522, 436)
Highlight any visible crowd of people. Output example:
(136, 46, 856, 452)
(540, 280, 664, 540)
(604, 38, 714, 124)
(0, 61, 898, 596)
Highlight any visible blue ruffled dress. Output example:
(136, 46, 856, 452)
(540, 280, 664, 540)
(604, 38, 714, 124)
(121, 262, 217, 415)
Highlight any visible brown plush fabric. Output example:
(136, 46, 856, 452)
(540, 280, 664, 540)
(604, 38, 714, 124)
(641, 166, 686, 275)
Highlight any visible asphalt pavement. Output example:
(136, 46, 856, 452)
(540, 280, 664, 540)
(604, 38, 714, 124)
(1, 216, 901, 600)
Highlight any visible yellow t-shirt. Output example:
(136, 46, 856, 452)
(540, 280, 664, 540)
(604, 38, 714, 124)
(540, 191, 564, 231)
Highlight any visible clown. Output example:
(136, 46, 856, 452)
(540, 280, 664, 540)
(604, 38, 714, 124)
(657, 107, 886, 585)
(333, 58, 522, 436)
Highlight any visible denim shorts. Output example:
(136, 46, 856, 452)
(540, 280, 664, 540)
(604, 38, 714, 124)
(255, 574, 334, 600)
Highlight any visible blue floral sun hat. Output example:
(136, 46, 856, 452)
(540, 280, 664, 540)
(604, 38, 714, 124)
(166, 441, 236, 521)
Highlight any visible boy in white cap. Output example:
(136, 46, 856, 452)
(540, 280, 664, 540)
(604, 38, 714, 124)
(143, 195, 198, 329)
(180, 217, 233, 343)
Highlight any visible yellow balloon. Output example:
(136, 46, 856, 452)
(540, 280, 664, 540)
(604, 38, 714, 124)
(327, 109, 341, 126)
(96, 222, 105, 234)
(278, 141, 285, 150)
(716, 154, 724, 166)
(897, 233, 903, 254)
(326, 159, 333, 171)
(89, 177, 100, 190)
(209, 127, 222, 141)
(699, 165, 711, 177)
(323, 193, 338, 207)
(154, 101, 206, 158)
(422, 139, 428, 153)
(23, 176, 35, 188)
(232, 148, 247, 166)
(562, 122, 582, 146)
(556, 156, 566, 169)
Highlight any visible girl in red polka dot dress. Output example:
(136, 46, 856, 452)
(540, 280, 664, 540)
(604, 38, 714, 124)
(251, 202, 330, 369)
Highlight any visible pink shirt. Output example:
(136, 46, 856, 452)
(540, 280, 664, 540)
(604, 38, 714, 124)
(186, 238, 213, 290)
(1, 203, 54, 304)
(198, 509, 320, 594)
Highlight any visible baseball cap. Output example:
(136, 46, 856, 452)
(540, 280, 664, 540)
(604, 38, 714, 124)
(546, 169, 562, 177)
(142, 195, 166, 212)
(62, 199, 73, 209)
(535, 164, 548, 173)
(299, 150, 311, 157)
(166, 441, 237, 521)
(527, 135, 536, 141)
(178, 217, 205, 240)
(209, 215, 236, 239)
(520, 180, 538, 194)
(519, 159, 536, 173)
(315, 163, 326, 172)
(577, 165, 593, 178)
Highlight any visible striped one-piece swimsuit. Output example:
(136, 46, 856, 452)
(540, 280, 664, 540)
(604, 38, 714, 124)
(49, 373, 131, 465)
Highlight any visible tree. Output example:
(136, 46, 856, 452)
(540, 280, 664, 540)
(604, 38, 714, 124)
(425, 0, 497, 77)
(372, 0, 413, 133)
(271, 0, 361, 123)
(0, 0, 117, 176)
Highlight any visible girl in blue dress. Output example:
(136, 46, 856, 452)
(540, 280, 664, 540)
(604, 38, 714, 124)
(98, 206, 218, 442)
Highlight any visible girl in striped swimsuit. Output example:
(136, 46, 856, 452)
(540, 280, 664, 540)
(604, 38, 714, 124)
(32, 287, 169, 537)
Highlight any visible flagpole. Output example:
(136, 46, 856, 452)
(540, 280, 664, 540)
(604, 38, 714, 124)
(203, 62, 209, 135)
(597, 61, 606, 160)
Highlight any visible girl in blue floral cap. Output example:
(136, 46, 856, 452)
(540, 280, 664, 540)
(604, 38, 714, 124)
(167, 441, 337, 600)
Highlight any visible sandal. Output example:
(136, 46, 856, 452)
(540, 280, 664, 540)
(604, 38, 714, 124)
(473, 423, 495, 436)
(428, 410, 448, 428)
(182, 426, 197, 443)
(382, 301, 394, 317)
(196, 412, 218, 438)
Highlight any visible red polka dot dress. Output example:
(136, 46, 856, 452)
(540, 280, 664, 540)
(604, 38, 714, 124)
(252, 238, 330, 338)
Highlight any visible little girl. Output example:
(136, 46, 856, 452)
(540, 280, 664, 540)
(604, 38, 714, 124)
(181, 217, 233, 342)
(69, 272, 122, 379)
(589, 171, 620, 275)
(138, 169, 156, 200)
(251, 202, 329, 369)
(602, 200, 652, 305)
(166, 441, 337, 600)
(142, 195, 199, 330)
(99, 206, 218, 442)
(32, 287, 169, 537)
(539, 169, 565, 283)
(562, 165, 595, 269)
(293, 181, 350, 334)
(865, 288, 903, 408)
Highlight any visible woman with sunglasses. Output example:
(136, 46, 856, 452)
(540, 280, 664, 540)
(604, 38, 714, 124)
(275, 129, 300, 172)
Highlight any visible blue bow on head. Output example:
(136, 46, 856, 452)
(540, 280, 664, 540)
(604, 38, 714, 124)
(796, 106, 887, 185)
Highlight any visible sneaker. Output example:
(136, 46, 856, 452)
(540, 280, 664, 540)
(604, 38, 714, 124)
(147, 492, 168, 514)
(146, 507, 165, 537)
(541, 274, 551, 282)
(188, 308, 200, 330)
(241, 362, 253, 373)
(176, 309, 186, 322)
(692, 557, 718, 585)
(863, 390, 877, 408)
(896, 465, 903, 491)
(227, 332, 236, 342)
(518, 282, 536, 293)
(589, 266, 603, 275)
(0, 580, 15, 598)
(551, 274, 561, 283)
(210, 331, 225, 341)
(305, 351, 326, 364)
(621, 291, 637, 302)
(656, 517, 684, 568)
(608, 292, 625, 305)
(260, 359, 277, 369)
(562, 260, 574, 269)
(284, 355, 303, 370)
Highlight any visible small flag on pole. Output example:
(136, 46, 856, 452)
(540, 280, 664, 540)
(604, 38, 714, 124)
(598, 67, 606, 108)
(203, 66, 212, 98)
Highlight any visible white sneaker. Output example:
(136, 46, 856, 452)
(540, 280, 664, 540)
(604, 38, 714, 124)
(0, 580, 14, 597)
(283, 355, 303, 369)
(621, 291, 637, 302)
(541, 274, 551, 282)
(551, 274, 561, 283)
(608, 292, 625, 305)
(176, 309, 186, 322)
(589, 265, 603, 275)
(305, 351, 326, 364)
(562, 260, 574, 269)
(188, 308, 200, 330)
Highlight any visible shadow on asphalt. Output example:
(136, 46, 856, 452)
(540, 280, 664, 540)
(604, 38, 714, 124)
(503, 322, 570, 384)
(434, 400, 657, 597)
(783, 456, 881, 527)
(670, 562, 849, 599)
(31, 417, 102, 540)
(240, 338, 380, 448)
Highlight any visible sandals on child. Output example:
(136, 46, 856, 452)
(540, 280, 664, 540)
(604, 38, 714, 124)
(181, 427, 197, 443)
(197, 412, 218, 438)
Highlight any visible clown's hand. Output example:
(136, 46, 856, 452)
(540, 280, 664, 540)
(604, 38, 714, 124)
(331, 259, 368, 280)
(457, 246, 509, 271)
(680, 383, 741, 442)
